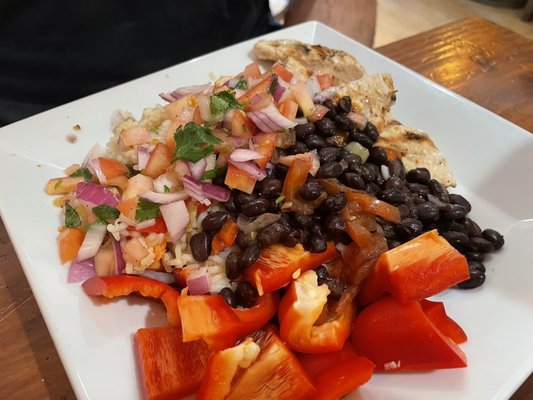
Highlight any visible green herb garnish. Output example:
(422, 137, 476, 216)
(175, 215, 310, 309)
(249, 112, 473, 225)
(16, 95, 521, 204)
(64, 204, 81, 228)
(235, 79, 248, 90)
(209, 90, 243, 116)
(173, 122, 222, 163)
(92, 205, 120, 222)
(269, 75, 279, 95)
(201, 167, 226, 181)
(149, 127, 159, 135)
(275, 194, 285, 205)
(135, 198, 161, 222)
(70, 167, 93, 182)
(164, 185, 171, 193)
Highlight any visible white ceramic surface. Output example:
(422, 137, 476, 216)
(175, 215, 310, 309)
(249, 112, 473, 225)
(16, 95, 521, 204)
(0, 21, 532, 400)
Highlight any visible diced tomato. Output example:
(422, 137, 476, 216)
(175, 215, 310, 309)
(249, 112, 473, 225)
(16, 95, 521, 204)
(272, 62, 294, 83)
(122, 174, 154, 201)
(116, 196, 138, 220)
(316, 74, 334, 90)
(105, 175, 129, 192)
(231, 109, 255, 138)
(358, 229, 470, 305)
(198, 327, 316, 400)
(351, 295, 467, 371)
(421, 299, 468, 344)
(97, 157, 128, 179)
(128, 216, 167, 234)
(298, 342, 375, 400)
(243, 242, 338, 296)
(120, 126, 152, 148)
(82, 275, 181, 326)
(307, 104, 330, 123)
(242, 62, 262, 80)
(252, 132, 277, 169)
(164, 94, 193, 121)
(224, 163, 257, 194)
(291, 81, 315, 116)
(211, 219, 239, 255)
(134, 326, 211, 400)
(57, 227, 85, 264)
(238, 73, 273, 104)
(278, 270, 355, 353)
(143, 143, 172, 179)
(279, 99, 299, 121)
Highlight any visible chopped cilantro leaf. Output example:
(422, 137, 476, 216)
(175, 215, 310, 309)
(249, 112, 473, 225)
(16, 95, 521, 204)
(210, 95, 229, 116)
(173, 122, 222, 163)
(201, 167, 226, 181)
(92, 205, 120, 222)
(269, 75, 279, 95)
(235, 79, 248, 90)
(70, 167, 93, 182)
(210, 91, 243, 115)
(150, 127, 159, 135)
(54, 180, 62, 190)
(164, 185, 171, 193)
(65, 204, 81, 228)
(135, 198, 161, 222)
(275, 194, 285, 205)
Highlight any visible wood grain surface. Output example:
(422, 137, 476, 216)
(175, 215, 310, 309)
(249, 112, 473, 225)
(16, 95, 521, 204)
(0, 17, 531, 400)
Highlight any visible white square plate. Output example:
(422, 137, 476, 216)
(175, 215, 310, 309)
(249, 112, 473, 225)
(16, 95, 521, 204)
(1, 21, 532, 400)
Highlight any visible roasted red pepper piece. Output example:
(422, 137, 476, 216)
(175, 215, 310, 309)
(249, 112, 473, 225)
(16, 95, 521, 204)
(211, 219, 239, 255)
(243, 242, 338, 295)
(278, 270, 355, 353)
(134, 326, 211, 400)
(358, 229, 470, 304)
(82, 275, 180, 326)
(351, 295, 467, 371)
(421, 299, 467, 344)
(197, 326, 316, 400)
(298, 341, 375, 400)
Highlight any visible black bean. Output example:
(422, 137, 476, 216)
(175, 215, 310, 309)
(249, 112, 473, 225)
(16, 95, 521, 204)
(319, 193, 347, 213)
(465, 217, 482, 237)
(387, 239, 402, 249)
(305, 134, 327, 150)
(241, 197, 270, 217)
(212, 173, 226, 187)
(219, 287, 238, 308)
(295, 123, 316, 140)
(240, 243, 260, 269)
(386, 159, 406, 180)
(441, 231, 470, 249)
(259, 177, 282, 199)
(449, 193, 472, 213)
(382, 176, 405, 191)
(365, 182, 381, 196)
(445, 221, 468, 234)
(334, 114, 355, 131)
(284, 229, 307, 247)
(235, 282, 258, 308)
(317, 162, 344, 179)
(257, 222, 290, 248)
(319, 275, 346, 300)
(201, 211, 229, 232)
(190, 232, 211, 262)
(406, 168, 431, 185)
(235, 192, 256, 209)
(322, 99, 337, 117)
(440, 204, 467, 221)
(456, 269, 485, 289)
(341, 172, 366, 190)
(465, 251, 486, 262)
(362, 121, 379, 141)
(412, 195, 426, 205)
(398, 204, 409, 219)
(308, 234, 327, 253)
(360, 163, 379, 183)
(397, 218, 423, 240)
(469, 260, 486, 273)
(300, 180, 325, 201)
(467, 237, 495, 253)
(337, 96, 352, 113)
(315, 265, 328, 280)
(236, 230, 255, 249)
(350, 132, 374, 149)
(323, 214, 346, 237)
(428, 179, 449, 203)
(406, 202, 419, 219)
(292, 213, 313, 229)
(315, 117, 337, 137)
(272, 163, 288, 180)
(269, 199, 281, 213)
(309, 222, 324, 237)
(368, 146, 388, 165)
(482, 229, 504, 250)
(225, 252, 242, 280)
(224, 193, 239, 213)
(344, 153, 363, 171)
(287, 141, 308, 155)
(380, 188, 407, 204)
(318, 147, 341, 164)
(325, 134, 348, 148)
(408, 182, 429, 197)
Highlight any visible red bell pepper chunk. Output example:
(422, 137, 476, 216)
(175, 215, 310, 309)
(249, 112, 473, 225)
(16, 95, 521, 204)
(224, 163, 257, 194)
(128, 215, 167, 234)
(211, 219, 239, 255)
(298, 341, 375, 400)
(243, 242, 338, 296)
(233, 292, 279, 338)
(134, 326, 211, 400)
(252, 132, 277, 169)
(421, 299, 468, 344)
(82, 275, 180, 326)
(358, 229, 470, 304)
(197, 326, 316, 400)
(278, 270, 355, 353)
(351, 295, 467, 371)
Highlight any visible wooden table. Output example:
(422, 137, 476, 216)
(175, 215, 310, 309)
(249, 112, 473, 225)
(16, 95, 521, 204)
(1, 17, 532, 400)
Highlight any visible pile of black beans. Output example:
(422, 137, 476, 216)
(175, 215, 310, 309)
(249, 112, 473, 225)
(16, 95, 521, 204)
(191, 96, 504, 307)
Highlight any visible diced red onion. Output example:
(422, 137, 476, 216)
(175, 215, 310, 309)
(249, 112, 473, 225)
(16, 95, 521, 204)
(237, 213, 281, 234)
(160, 200, 189, 243)
(197, 94, 213, 122)
(247, 103, 297, 133)
(174, 160, 192, 179)
(159, 93, 175, 103)
(82, 144, 105, 168)
(153, 173, 178, 194)
(77, 223, 108, 261)
(227, 77, 241, 88)
(381, 165, 390, 181)
(89, 158, 107, 185)
(139, 190, 189, 204)
(230, 149, 264, 162)
(76, 182, 120, 207)
(112, 239, 125, 274)
(136, 145, 153, 171)
(159, 83, 212, 102)
(347, 111, 368, 130)
(313, 86, 338, 103)
(135, 219, 157, 230)
(183, 175, 211, 205)
(294, 117, 308, 125)
(306, 75, 322, 97)
(187, 270, 211, 295)
(228, 160, 266, 181)
(138, 270, 176, 284)
(202, 183, 231, 202)
(273, 84, 286, 103)
(205, 153, 217, 172)
(247, 112, 272, 133)
(68, 258, 96, 283)
(187, 158, 208, 180)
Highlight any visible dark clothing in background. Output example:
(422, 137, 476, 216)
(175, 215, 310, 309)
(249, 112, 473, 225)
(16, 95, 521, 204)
(0, 0, 275, 126)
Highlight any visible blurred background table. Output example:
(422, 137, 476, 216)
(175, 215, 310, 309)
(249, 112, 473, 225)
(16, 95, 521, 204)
(0, 16, 531, 400)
